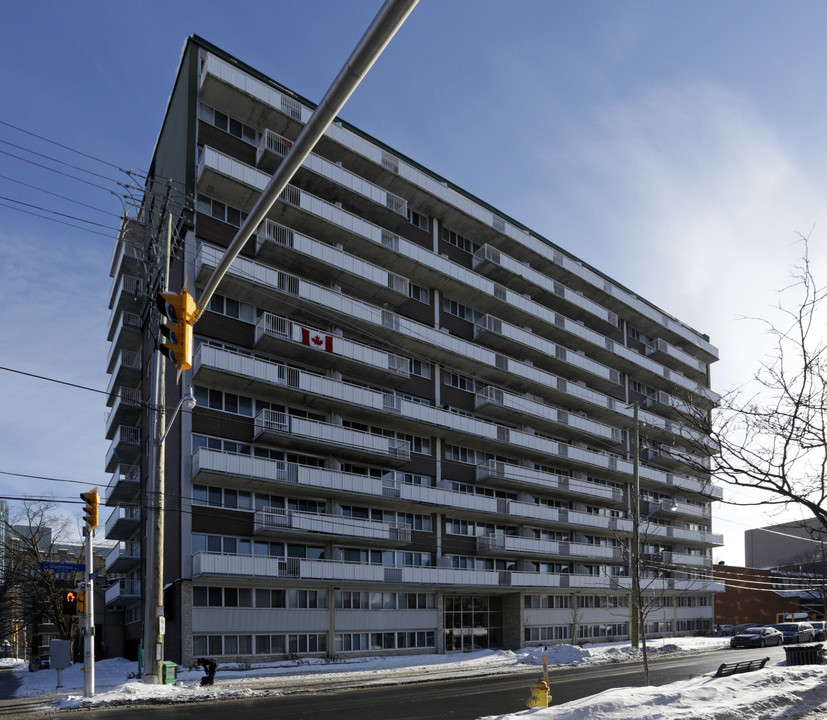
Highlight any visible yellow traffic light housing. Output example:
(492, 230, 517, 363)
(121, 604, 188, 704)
(76, 591, 86, 616)
(157, 289, 196, 373)
(80, 488, 99, 529)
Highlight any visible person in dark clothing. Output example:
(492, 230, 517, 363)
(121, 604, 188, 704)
(196, 657, 217, 686)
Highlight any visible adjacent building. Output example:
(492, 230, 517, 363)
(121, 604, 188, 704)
(104, 35, 723, 665)
(745, 520, 827, 569)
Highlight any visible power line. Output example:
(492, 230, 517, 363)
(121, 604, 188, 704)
(0, 194, 119, 231)
(0, 201, 118, 238)
(0, 172, 123, 218)
(0, 118, 149, 178)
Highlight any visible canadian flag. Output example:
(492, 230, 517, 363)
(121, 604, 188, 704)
(301, 328, 334, 352)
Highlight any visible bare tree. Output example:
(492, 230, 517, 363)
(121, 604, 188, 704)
(0, 500, 86, 658)
(690, 239, 827, 531)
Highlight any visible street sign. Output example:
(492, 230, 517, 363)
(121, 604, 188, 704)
(39, 562, 85, 573)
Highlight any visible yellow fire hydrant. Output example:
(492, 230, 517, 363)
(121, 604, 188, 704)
(525, 678, 550, 708)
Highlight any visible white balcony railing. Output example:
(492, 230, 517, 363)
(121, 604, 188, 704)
(254, 507, 411, 543)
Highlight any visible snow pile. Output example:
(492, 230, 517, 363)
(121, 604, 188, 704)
(481, 666, 827, 720)
(6, 636, 826, 720)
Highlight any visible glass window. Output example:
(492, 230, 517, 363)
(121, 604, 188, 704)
(192, 535, 206, 554)
(208, 587, 223, 607)
(238, 588, 252, 607)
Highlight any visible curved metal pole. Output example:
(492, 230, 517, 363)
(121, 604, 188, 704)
(194, 0, 419, 322)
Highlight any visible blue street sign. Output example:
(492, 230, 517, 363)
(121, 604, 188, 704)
(39, 562, 85, 573)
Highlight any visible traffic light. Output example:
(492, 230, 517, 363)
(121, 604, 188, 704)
(62, 590, 77, 616)
(80, 488, 99, 529)
(156, 289, 196, 373)
(76, 591, 86, 616)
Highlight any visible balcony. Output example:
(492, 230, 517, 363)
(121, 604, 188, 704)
(197, 50, 720, 368)
(476, 534, 623, 563)
(108, 273, 142, 314)
(475, 387, 623, 447)
(104, 541, 141, 573)
(109, 217, 147, 279)
(255, 312, 410, 383)
(646, 337, 706, 381)
(106, 464, 140, 506)
(474, 314, 623, 395)
(105, 579, 141, 607)
(105, 387, 141, 439)
(659, 551, 712, 569)
(106, 311, 142, 373)
(105, 504, 141, 541)
(254, 507, 411, 545)
(192, 551, 500, 588)
(255, 130, 407, 224)
(641, 445, 709, 473)
(106, 350, 141, 403)
(253, 409, 410, 463)
(472, 244, 619, 333)
(476, 460, 625, 506)
(105, 426, 140, 473)
(254, 219, 411, 310)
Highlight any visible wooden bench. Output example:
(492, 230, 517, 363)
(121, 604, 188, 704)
(714, 657, 770, 678)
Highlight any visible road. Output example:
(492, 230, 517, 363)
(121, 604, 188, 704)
(0, 644, 787, 720)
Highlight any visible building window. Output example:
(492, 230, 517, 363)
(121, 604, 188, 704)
(409, 282, 430, 304)
(200, 103, 258, 145)
(442, 297, 480, 323)
(197, 195, 249, 228)
(443, 371, 484, 394)
(442, 227, 479, 255)
(407, 208, 429, 231)
(410, 359, 432, 379)
(205, 292, 256, 323)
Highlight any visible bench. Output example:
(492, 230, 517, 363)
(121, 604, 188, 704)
(714, 657, 770, 678)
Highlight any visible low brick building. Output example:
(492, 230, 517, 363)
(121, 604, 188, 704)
(714, 564, 810, 626)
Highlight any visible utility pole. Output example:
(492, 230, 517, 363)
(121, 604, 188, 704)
(141, 0, 418, 679)
(143, 206, 171, 684)
(630, 402, 641, 649)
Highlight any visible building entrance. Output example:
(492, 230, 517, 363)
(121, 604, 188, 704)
(443, 595, 503, 652)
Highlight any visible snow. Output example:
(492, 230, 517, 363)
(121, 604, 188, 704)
(5, 637, 827, 719)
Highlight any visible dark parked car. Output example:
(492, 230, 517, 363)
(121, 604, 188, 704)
(774, 622, 815, 644)
(730, 626, 783, 648)
(810, 621, 825, 641)
(28, 654, 50, 671)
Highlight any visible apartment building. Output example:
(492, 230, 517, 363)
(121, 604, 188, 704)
(104, 35, 724, 665)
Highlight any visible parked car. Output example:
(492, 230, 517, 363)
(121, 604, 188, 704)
(810, 621, 825, 641)
(717, 624, 735, 636)
(732, 623, 758, 634)
(28, 654, 50, 672)
(730, 626, 784, 648)
(774, 622, 816, 644)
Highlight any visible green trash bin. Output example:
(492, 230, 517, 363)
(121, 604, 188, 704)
(161, 661, 178, 684)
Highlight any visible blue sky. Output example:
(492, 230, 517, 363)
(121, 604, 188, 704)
(2, 1, 827, 563)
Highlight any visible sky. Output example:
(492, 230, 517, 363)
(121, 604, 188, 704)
(2, 1, 827, 563)
(9, 637, 827, 719)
